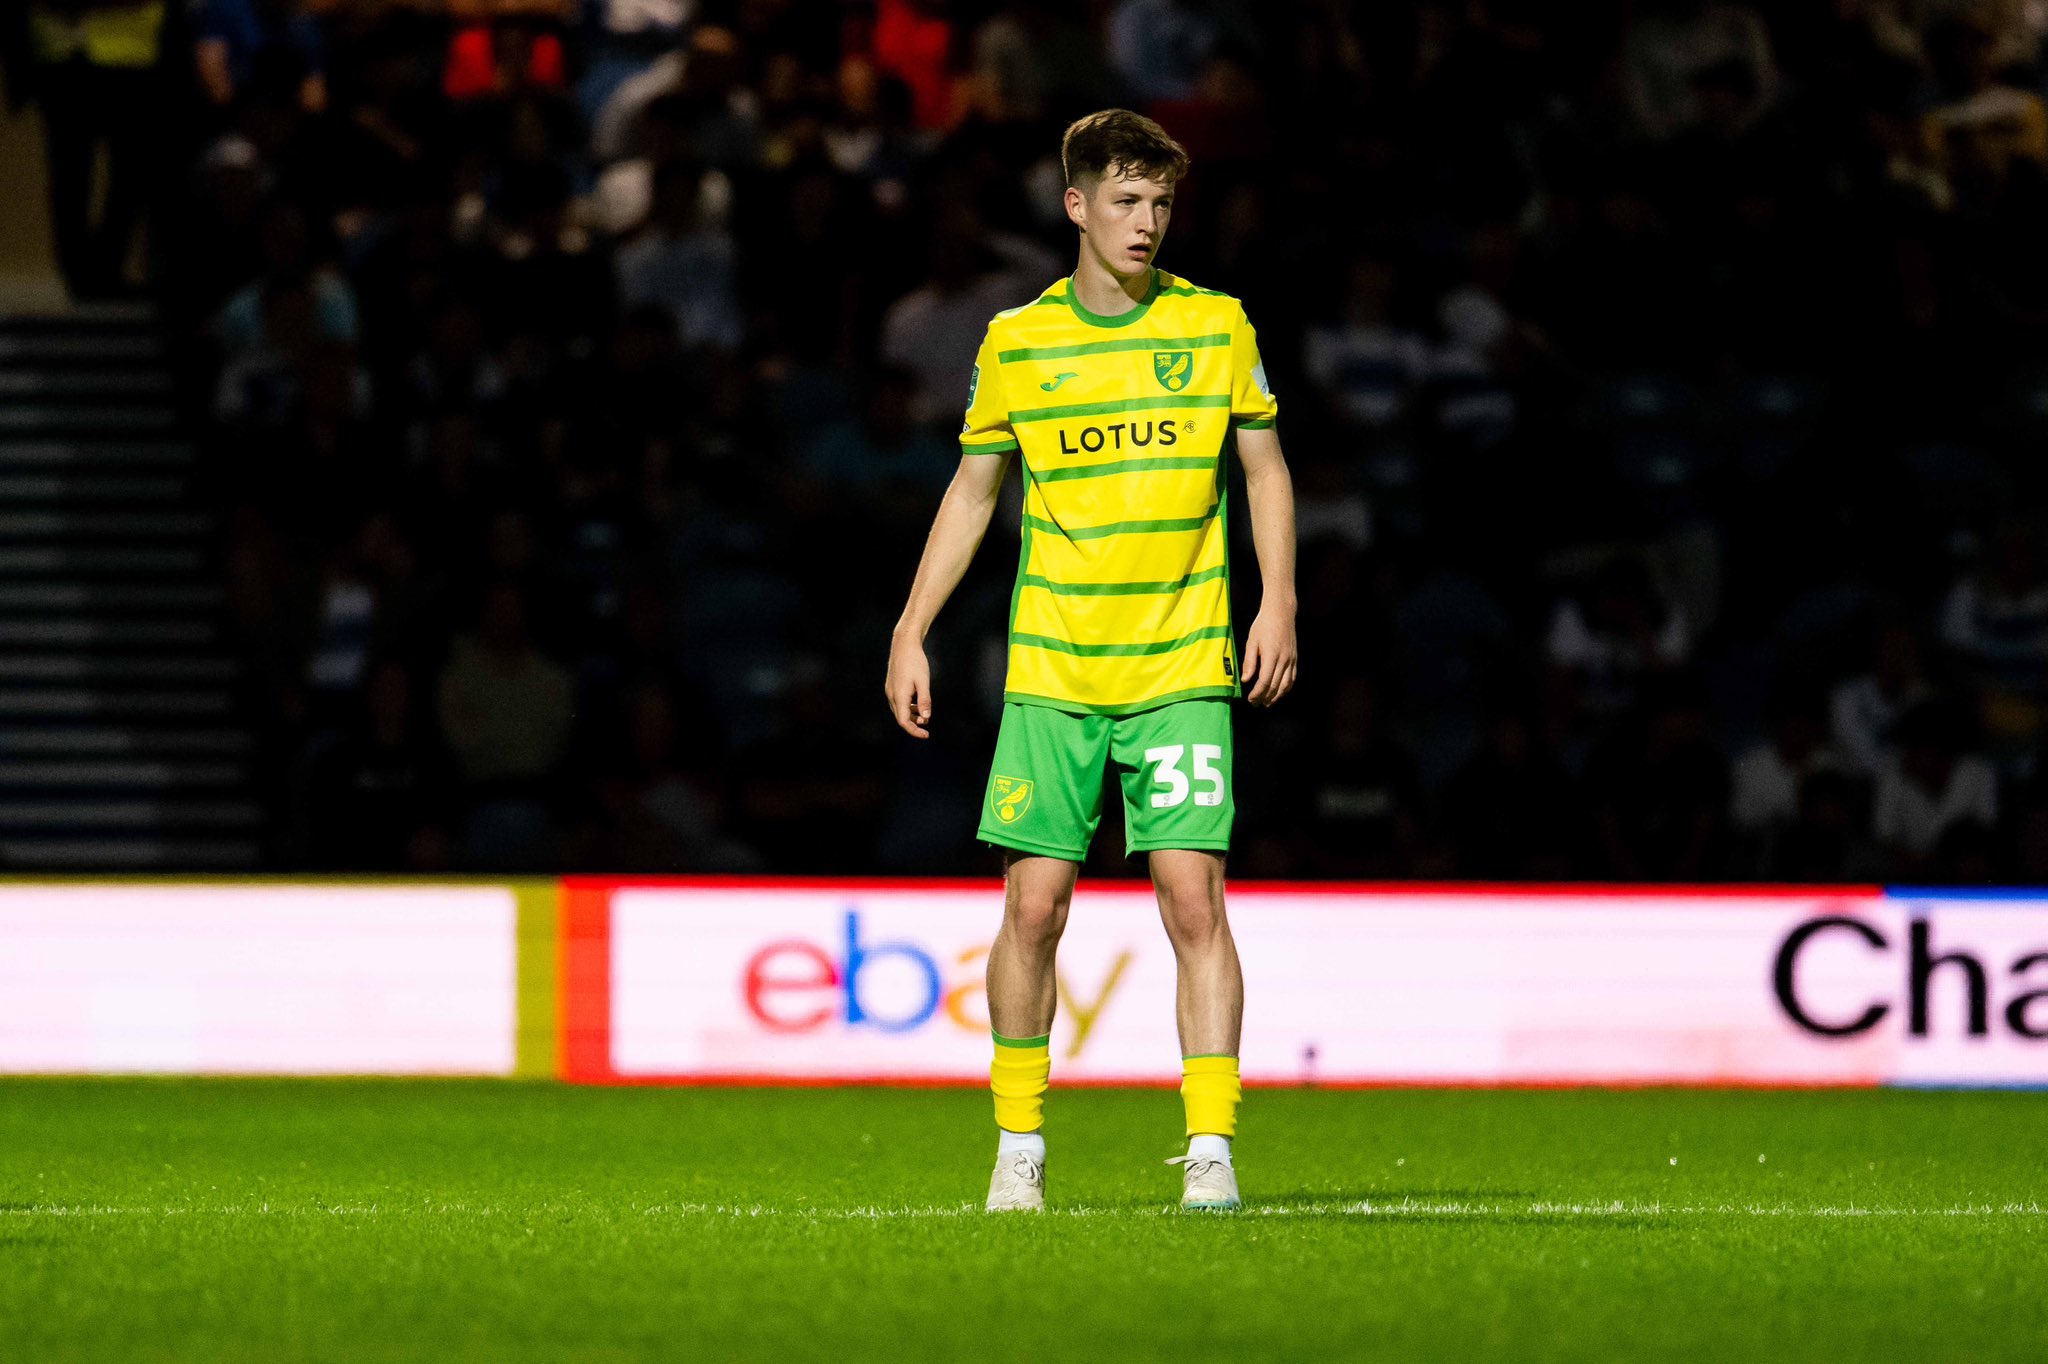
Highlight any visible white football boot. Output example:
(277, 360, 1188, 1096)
(1169, 1154, 1241, 1211)
(986, 1150, 1047, 1212)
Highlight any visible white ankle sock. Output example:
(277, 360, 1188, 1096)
(998, 1128, 1046, 1161)
(1188, 1134, 1232, 1163)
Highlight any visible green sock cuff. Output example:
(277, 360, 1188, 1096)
(1182, 1053, 1238, 1061)
(992, 1031, 1051, 1049)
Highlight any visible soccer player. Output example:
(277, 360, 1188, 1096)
(884, 110, 1298, 1212)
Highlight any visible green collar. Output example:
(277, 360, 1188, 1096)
(1065, 268, 1159, 329)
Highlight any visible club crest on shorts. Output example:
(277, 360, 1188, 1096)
(1153, 351, 1193, 392)
(991, 775, 1034, 823)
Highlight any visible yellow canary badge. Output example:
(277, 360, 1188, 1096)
(991, 776, 1034, 823)
(1153, 351, 1192, 392)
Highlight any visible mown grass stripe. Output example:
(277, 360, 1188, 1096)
(1021, 506, 1217, 540)
(1011, 625, 1232, 658)
(1011, 393, 1231, 424)
(1032, 456, 1218, 483)
(996, 333, 1230, 364)
(1018, 565, 1228, 596)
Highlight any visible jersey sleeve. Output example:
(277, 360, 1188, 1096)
(1229, 303, 1279, 430)
(959, 327, 1017, 456)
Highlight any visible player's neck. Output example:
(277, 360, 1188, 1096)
(1071, 254, 1153, 318)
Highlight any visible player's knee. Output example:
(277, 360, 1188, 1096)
(1004, 894, 1068, 952)
(1158, 886, 1227, 952)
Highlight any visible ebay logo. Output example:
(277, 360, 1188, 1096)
(741, 910, 1129, 1057)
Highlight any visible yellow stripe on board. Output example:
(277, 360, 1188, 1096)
(513, 879, 560, 1079)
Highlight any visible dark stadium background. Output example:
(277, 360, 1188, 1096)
(5, 0, 2048, 883)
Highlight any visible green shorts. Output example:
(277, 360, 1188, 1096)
(979, 699, 1234, 861)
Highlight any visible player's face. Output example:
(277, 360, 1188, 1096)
(1072, 172, 1174, 278)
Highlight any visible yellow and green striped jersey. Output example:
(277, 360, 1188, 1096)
(960, 268, 1279, 716)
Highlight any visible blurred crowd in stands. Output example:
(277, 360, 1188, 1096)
(14, 0, 2048, 881)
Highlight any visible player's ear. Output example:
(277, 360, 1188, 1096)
(1064, 184, 1086, 232)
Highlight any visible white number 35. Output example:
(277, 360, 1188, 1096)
(1143, 744, 1226, 809)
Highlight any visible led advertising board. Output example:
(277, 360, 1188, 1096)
(568, 880, 2048, 1087)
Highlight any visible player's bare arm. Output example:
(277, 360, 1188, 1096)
(1236, 425, 1298, 708)
(885, 450, 1014, 738)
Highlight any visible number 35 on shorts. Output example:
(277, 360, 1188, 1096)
(1143, 744, 1226, 808)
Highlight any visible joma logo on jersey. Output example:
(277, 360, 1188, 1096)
(1056, 420, 1181, 454)
(1154, 351, 1193, 391)
(991, 776, 1033, 823)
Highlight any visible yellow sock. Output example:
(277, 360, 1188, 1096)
(991, 1032, 1051, 1133)
(1181, 1055, 1241, 1138)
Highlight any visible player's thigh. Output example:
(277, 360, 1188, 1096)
(980, 703, 1110, 862)
(1111, 700, 1234, 855)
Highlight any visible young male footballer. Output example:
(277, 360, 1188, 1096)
(884, 110, 1297, 1212)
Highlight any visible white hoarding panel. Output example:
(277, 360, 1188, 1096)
(0, 885, 518, 1074)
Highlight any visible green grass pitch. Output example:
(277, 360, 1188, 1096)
(1, 1081, 2043, 1362)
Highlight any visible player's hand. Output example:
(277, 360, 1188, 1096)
(885, 631, 934, 738)
(1241, 606, 1297, 708)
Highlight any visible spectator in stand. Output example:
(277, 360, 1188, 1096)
(1775, 768, 1883, 881)
(594, 24, 759, 168)
(1427, 246, 1523, 456)
(965, 3, 1115, 127)
(578, 0, 693, 127)
(1106, 0, 1255, 107)
(796, 364, 952, 506)
(1831, 622, 1936, 777)
(824, 58, 920, 198)
(1729, 688, 1851, 873)
(565, 680, 760, 871)
(1292, 677, 1422, 878)
(1439, 698, 1583, 878)
(616, 159, 742, 352)
(1872, 699, 1999, 872)
(438, 582, 573, 788)
(192, 0, 325, 114)
(1547, 555, 1691, 722)
(1941, 522, 2048, 749)
(590, 91, 736, 237)
(1621, 0, 1778, 141)
(24, 0, 169, 298)
(1586, 674, 1728, 879)
(1303, 254, 1429, 434)
(213, 272, 322, 428)
(213, 199, 359, 357)
(880, 207, 1037, 427)
(1921, 12, 2048, 189)
(867, 0, 958, 130)
(302, 659, 458, 870)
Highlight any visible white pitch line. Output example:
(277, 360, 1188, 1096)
(3, 1200, 2044, 1220)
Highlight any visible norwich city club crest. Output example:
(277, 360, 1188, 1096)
(1154, 351, 1192, 392)
(991, 775, 1033, 823)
